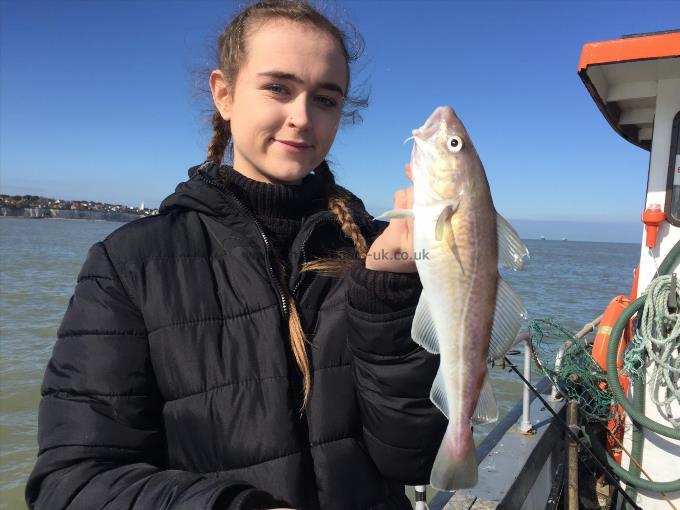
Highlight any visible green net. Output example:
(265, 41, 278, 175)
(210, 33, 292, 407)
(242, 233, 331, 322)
(528, 317, 616, 422)
(622, 334, 646, 381)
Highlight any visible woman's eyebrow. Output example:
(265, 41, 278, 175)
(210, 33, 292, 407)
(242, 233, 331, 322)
(257, 70, 345, 96)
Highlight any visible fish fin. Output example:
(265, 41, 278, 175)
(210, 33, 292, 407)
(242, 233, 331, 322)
(471, 372, 499, 425)
(445, 218, 464, 270)
(441, 209, 464, 271)
(377, 208, 414, 219)
(497, 213, 529, 271)
(430, 426, 477, 491)
(430, 368, 449, 419)
(412, 296, 440, 354)
(435, 203, 458, 241)
(488, 276, 528, 360)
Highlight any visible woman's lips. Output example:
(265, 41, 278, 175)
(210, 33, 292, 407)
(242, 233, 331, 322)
(275, 140, 312, 153)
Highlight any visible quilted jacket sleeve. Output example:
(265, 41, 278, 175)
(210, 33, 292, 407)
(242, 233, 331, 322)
(346, 261, 448, 485)
(25, 242, 279, 510)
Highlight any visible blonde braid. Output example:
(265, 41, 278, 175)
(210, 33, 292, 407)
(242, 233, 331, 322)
(265, 248, 312, 414)
(302, 163, 369, 276)
(287, 163, 372, 411)
(328, 196, 368, 258)
(287, 299, 311, 413)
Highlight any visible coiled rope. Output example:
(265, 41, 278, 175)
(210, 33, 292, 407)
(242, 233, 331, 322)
(623, 274, 680, 429)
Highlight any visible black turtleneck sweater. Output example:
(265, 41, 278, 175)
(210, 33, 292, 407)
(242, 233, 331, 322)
(221, 166, 327, 259)
(221, 166, 421, 314)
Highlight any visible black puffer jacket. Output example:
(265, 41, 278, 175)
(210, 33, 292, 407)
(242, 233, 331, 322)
(26, 162, 446, 510)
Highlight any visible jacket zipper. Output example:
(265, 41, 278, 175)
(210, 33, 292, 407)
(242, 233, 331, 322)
(197, 166, 342, 306)
(195, 168, 290, 318)
(291, 217, 336, 298)
(197, 167, 343, 507)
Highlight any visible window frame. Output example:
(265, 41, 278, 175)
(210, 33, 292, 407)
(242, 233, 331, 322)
(664, 110, 680, 226)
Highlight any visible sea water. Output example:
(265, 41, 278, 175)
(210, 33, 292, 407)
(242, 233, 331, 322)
(0, 217, 640, 508)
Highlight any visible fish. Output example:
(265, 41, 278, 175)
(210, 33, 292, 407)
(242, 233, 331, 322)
(382, 106, 529, 491)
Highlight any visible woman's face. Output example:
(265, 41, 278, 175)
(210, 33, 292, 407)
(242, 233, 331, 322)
(212, 20, 348, 184)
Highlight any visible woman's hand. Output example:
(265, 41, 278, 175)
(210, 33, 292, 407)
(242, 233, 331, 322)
(365, 164, 417, 273)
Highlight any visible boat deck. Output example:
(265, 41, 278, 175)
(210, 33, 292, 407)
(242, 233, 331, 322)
(430, 378, 566, 510)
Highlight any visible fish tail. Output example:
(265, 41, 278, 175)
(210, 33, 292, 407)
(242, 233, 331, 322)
(430, 425, 477, 491)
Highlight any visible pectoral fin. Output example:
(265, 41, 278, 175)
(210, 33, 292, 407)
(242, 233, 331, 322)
(435, 203, 464, 270)
(435, 203, 458, 241)
(497, 213, 529, 270)
(377, 208, 414, 219)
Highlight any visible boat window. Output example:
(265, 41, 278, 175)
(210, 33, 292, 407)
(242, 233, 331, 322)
(669, 111, 680, 224)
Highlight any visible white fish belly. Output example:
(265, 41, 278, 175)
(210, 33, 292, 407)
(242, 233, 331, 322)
(414, 209, 489, 440)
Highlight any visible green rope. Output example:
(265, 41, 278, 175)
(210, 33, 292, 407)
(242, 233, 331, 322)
(623, 275, 680, 429)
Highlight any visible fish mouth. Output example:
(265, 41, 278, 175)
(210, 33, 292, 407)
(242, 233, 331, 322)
(412, 106, 457, 140)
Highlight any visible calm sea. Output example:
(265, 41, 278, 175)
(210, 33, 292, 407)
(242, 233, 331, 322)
(0, 217, 640, 508)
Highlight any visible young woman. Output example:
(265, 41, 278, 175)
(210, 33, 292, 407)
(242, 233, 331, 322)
(26, 2, 446, 509)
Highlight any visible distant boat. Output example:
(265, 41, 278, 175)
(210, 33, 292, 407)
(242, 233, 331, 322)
(540, 235, 546, 240)
(562, 237, 568, 241)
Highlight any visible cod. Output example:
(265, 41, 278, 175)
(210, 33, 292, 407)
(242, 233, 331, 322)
(383, 106, 529, 491)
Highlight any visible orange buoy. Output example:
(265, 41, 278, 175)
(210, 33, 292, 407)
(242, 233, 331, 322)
(592, 295, 632, 464)
(592, 295, 631, 371)
(642, 204, 665, 249)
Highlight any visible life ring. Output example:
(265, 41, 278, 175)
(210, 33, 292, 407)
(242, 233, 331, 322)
(592, 294, 632, 464)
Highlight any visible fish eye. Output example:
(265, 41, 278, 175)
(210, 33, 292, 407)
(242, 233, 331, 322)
(447, 135, 464, 153)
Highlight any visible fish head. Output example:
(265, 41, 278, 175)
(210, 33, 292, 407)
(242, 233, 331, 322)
(411, 106, 480, 203)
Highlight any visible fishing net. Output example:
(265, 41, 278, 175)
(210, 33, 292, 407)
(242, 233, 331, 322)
(528, 276, 680, 427)
(528, 317, 617, 422)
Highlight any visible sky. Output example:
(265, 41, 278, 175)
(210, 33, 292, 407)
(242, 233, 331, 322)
(1, 0, 679, 242)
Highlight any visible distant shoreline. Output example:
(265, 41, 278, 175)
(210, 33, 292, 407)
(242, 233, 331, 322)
(523, 237, 639, 245)
(0, 216, 137, 223)
(0, 207, 144, 223)
(0, 194, 157, 223)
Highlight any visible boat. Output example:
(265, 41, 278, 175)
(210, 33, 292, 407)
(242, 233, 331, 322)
(425, 29, 680, 510)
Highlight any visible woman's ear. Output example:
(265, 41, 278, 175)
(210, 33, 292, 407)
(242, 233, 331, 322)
(209, 69, 232, 121)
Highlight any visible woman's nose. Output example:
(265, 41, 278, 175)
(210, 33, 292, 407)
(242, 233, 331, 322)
(286, 95, 312, 130)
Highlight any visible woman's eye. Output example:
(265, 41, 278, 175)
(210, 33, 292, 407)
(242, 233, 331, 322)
(264, 83, 287, 95)
(315, 95, 340, 108)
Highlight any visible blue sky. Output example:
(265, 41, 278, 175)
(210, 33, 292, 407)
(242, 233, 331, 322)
(1, 0, 678, 242)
